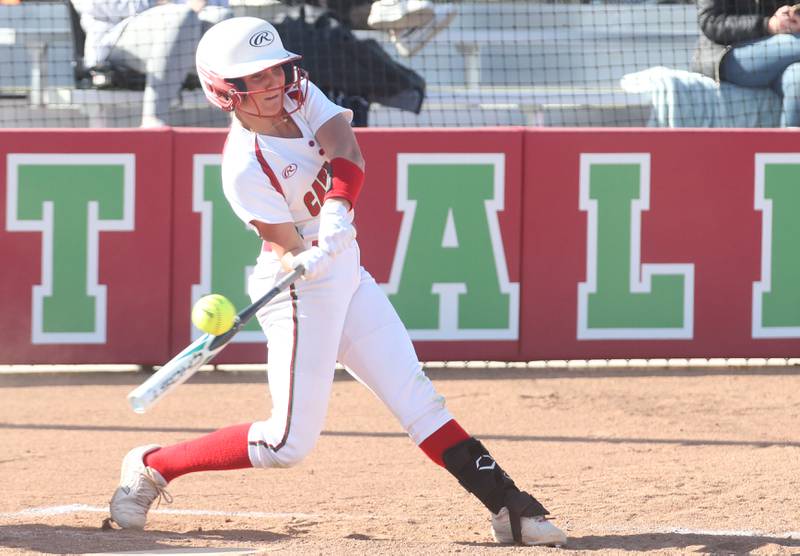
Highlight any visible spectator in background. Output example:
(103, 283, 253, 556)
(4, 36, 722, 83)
(293, 0, 456, 56)
(272, 1, 433, 126)
(693, 0, 800, 126)
(72, 0, 231, 127)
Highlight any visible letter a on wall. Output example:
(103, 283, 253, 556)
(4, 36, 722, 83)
(577, 154, 694, 339)
(383, 153, 519, 340)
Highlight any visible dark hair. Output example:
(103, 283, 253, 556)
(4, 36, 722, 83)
(282, 62, 296, 84)
(228, 77, 246, 92)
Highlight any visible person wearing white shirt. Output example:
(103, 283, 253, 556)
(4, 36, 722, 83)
(71, 0, 231, 127)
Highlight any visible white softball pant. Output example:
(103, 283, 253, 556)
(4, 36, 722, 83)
(246, 242, 453, 468)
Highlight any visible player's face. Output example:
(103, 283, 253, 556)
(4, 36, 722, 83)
(239, 65, 287, 117)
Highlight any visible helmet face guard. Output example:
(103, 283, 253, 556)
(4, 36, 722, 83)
(231, 64, 309, 119)
(198, 62, 308, 119)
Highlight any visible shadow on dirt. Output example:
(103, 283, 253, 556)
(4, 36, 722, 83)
(566, 531, 800, 552)
(459, 531, 800, 552)
(1, 422, 799, 449)
(2, 365, 799, 389)
(3, 524, 799, 554)
(0, 523, 289, 554)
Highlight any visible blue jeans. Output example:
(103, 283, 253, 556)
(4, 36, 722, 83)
(721, 33, 800, 126)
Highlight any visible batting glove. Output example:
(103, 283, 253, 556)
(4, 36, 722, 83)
(317, 199, 356, 256)
(291, 246, 332, 280)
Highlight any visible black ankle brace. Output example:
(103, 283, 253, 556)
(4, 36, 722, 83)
(442, 437, 549, 518)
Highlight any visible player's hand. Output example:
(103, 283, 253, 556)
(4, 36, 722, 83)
(290, 246, 332, 280)
(317, 199, 356, 256)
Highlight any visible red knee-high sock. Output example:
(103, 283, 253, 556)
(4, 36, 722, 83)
(418, 419, 470, 467)
(144, 423, 252, 483)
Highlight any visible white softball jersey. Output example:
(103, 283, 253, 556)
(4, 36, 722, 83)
(222, 80, 354, 250)
(220, 79, 452, 469)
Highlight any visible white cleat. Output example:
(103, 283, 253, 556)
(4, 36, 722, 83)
(491, 507, 567, 547)
(109, 444, 171, 529)
(388, 4, 457, 57)
(367, 0, 435, 30)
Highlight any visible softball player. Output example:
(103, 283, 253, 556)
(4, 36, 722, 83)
(108, 16, 566, 547)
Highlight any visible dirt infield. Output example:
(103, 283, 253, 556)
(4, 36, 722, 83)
(1, 366, 799, 555)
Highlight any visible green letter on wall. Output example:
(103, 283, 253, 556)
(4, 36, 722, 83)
(753, 154, 800, 337)
(384, 154, 518, 340)
(7, 154, 135, 344)
(191, 155, 262, 341)
(578, 154, 694, 339)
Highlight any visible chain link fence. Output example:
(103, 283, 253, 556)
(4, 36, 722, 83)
(1, 0, 789, 128)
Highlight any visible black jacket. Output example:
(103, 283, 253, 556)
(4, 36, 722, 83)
(692, 0, 787, 80)
(273, 7, 425, 115)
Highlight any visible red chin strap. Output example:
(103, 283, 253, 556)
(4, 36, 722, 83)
(233, 68, 309, 119)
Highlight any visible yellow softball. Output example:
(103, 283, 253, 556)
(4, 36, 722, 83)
(191, 294, 236, 336)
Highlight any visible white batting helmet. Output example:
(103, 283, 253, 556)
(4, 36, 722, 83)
(196, 17, 307, 115)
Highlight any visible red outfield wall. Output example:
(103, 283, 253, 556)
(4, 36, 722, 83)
(521, 129, 793, 360)
(1, 128, 798, 364)
(0, 130, 173, 364)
